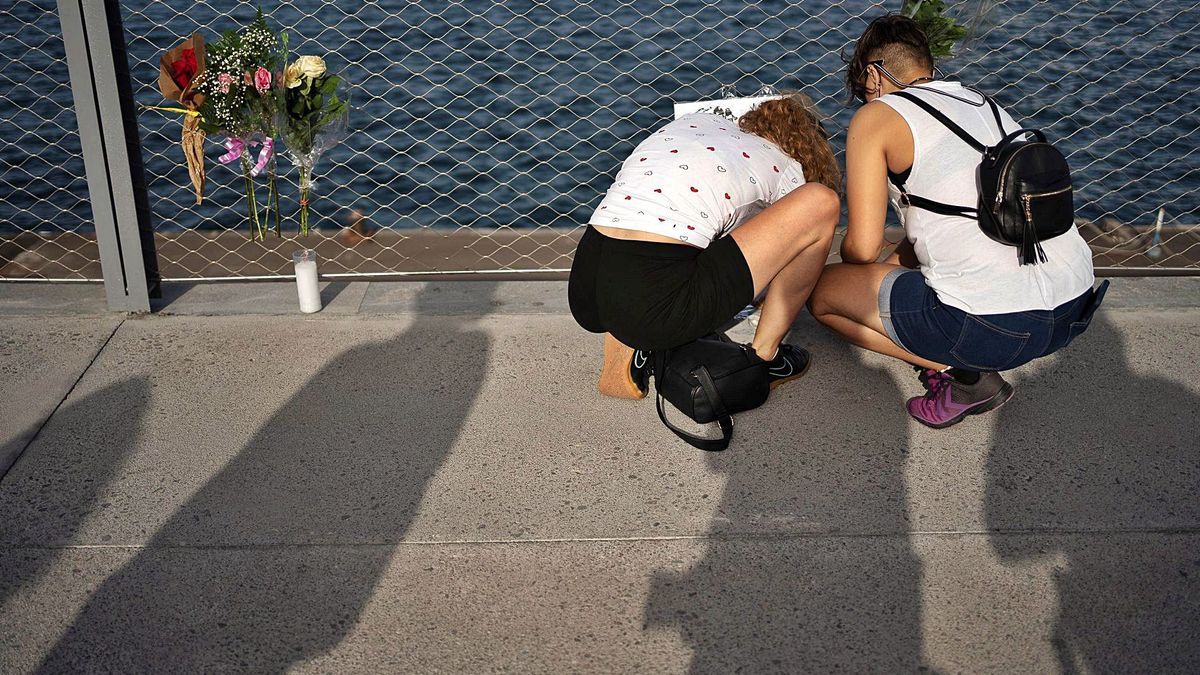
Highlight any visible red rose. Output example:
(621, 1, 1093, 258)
(171, 48, 197, 90)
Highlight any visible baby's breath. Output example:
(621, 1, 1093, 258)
(196, 9, 281, 137)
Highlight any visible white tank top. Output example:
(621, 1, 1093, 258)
(878, 81, 1094, 314)
(590, 113, 806, 249)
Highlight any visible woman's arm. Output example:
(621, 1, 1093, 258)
(842, 102, 902, 264)
(840, 100, 912, 264)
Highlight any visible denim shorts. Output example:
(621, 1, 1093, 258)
(878, 269, 1107, 372)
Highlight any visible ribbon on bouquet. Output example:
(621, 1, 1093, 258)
(219, 137, 275, 177)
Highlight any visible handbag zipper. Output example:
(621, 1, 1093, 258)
(1021, 185, 1072, 222)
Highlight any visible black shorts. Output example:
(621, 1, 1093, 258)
(568, 225, 755, 351)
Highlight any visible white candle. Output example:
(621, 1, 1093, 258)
(292, 249, 322, 313)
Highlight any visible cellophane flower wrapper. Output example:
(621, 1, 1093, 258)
(278, 63, 350, 236)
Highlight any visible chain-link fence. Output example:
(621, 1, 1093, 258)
(0, 1, 98, 280)
(3, 0, 1198, 281)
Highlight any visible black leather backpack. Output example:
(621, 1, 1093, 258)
(890, 90, 1075, 265)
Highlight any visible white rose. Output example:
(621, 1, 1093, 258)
(294, 55, 326, 81)
(285, 63, 303, 89)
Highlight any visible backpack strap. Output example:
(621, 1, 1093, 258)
(888, 90, 982, 220)
(892, 91, 986, 152)
(899, 190, 978, 219)
(984, 95, 1007, 137)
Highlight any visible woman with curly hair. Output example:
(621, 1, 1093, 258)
(569, 94, 842, 399)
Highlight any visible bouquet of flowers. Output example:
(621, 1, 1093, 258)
(147, 10, 353, 239)
(194, 9, 284, 239)
(278, 37, 350, 236)
(155, 34, 207, 204)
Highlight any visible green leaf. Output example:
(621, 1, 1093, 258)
(903, 0, 968, 58)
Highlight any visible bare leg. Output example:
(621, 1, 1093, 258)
(748, 226, 834, 359)
(596, 184, 839, 398)
(729, 184, 840, 360)
(808, 262, 947, 371)
(597, 333, 648, 399)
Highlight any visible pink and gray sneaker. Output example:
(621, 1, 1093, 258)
(907, 369, 1014, 429)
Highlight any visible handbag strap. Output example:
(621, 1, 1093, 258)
(655, 365, 733, 452)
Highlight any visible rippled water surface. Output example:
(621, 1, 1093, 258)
(1, 0, 1196, 235)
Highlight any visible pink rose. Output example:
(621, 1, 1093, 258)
(216, 72, 234, 94)
(254, 66, 272, 94)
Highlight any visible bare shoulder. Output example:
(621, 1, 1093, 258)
(849, 100, 903, 134)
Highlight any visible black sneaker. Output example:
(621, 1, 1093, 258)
(631, 349, 651, 396)
(764, 344, 810, 389)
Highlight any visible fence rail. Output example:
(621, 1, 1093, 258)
(2, 0, 1198, 287)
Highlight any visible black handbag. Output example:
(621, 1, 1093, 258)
(653, 335, 770, 451)
(891, 90, 1075, 266)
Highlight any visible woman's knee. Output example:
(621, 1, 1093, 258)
(809, 262, 875, 320)
(788, 184, 839, 245)
(807, 264, 840, 318)
(800, 183, 841, 226)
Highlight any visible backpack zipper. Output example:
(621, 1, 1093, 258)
(1021, 185, 1072, 223)
(993, 142, 1053, 214)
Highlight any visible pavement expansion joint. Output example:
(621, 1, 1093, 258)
(0, 318, 125, 483)
(8, 526, 1199, 552)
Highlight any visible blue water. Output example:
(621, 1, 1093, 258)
(1, 0, 1197, 237)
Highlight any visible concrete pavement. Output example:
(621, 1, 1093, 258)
(1, 279, 1197, 673)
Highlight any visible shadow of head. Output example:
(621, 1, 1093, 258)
(36, 282, 501, 672)
(984, 314, 1199, 545)
(983, 314, 1200, 671)
(0, 376, 152, 607)
(642, 320, 924, 672)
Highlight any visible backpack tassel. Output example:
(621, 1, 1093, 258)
(1019, 216, 1048, 265)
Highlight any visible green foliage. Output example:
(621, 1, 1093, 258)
(903, 0, 968, 58)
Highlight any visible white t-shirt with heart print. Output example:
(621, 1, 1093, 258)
(590, 112, 807, 249)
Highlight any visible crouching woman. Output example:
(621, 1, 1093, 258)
(808, 15, 1106, 429)
(569, 95, 842, 398)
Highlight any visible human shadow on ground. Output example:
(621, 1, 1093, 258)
(37, 282, 497, 672)
(984, 315, 1200, 672)
(0, 377, 151, 608)
(644, 323, 925, 672)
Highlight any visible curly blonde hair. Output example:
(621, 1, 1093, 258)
(738, 93, 841, 193)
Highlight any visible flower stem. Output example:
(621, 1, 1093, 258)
(241, 153, 262, 240)
(268, 168, 281, 237)
(299, 166, 311, 236)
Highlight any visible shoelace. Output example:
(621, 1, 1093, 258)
(920, 370, 954, 399)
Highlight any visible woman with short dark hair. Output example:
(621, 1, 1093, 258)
(809, 15, 1103, 428)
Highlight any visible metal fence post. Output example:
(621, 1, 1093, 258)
(57, 0, 159, 312)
